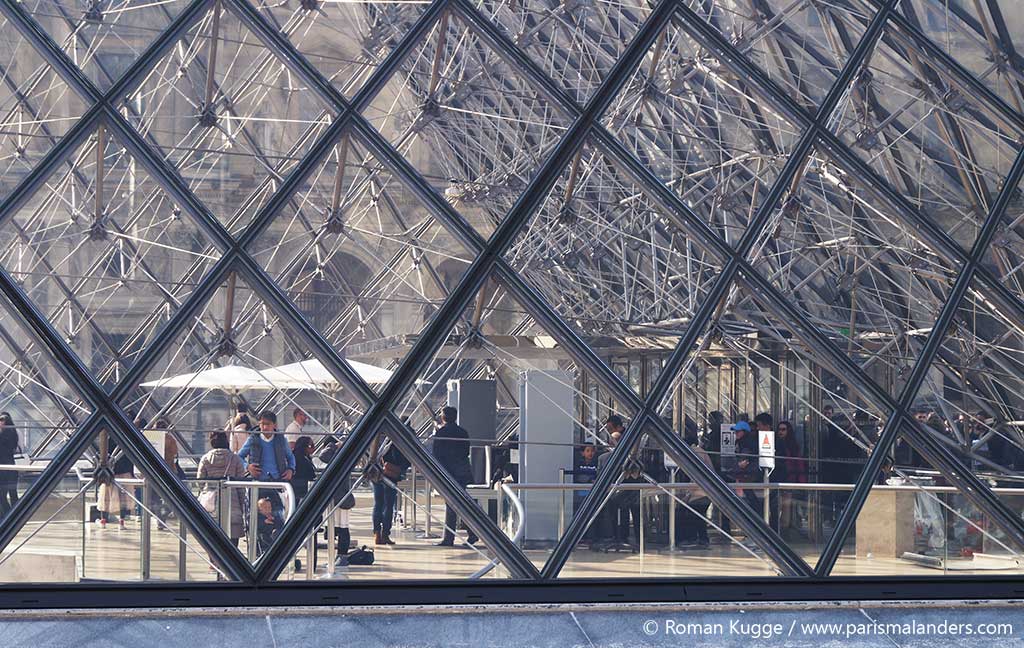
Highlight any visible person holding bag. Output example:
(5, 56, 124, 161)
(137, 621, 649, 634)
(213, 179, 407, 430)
(320, 436, 357, 561)
(197, 431, 246, 545)
(367, 434, 411, 546)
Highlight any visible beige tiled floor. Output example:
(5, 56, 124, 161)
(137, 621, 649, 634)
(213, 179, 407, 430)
(5, 495, 1021, 583)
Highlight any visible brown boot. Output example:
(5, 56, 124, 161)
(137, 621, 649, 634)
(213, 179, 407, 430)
(382, 531, 396, 545)
(374, 530, 385, 545)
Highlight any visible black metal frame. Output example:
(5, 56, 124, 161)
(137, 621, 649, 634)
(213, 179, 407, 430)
(0, 0, 1023, 606)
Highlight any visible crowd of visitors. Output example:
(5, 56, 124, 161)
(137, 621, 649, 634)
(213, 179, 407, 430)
(1, 393, 1011, 571)
(566, 404, 1009, 550)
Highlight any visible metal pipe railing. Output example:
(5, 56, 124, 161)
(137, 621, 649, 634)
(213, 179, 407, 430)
(500, 482, 1024, 494)
(0, 464, 52, 472)
(472, 483, 524, 579)
(66, 469, 296, 570)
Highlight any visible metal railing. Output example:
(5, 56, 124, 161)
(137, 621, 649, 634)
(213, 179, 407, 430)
(62, 469, 296, 578)
(494, 479, 1024, 558)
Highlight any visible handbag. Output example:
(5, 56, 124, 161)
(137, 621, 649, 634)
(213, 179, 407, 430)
(382, 461, 402, 481)
(200, 458, 231, 514)
(338, 546, 374, 566)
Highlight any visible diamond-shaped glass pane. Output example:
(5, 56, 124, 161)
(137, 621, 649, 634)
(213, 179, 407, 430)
(747, 146, 962, 399)
(388, 271, 637, 569)
(825, 25, 1024, 252)
(555, 423, 791, 578)
(0, 425, 242, 583)
(254, 0, 428, 99)
(655, 279, 894, 565)
(249, 130, 474, 394)
(503, 137, 728, 394)
(0, 17, 88, 171)
(275, 429, 517, 581)
(471, 0, 654, 105)
(601, 19, 805, 247)
(21, 0, 187, 91)
(0, 127, 223, 386)
(124, 3, 335, 235)
(897, 0, 1024, 111)
(361, 11, 573, 238)
(679, 0, 877, 110)
(118, 273, 368, 565)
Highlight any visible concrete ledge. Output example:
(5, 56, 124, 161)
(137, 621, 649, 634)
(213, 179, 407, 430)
(1, 600, 1022, 647)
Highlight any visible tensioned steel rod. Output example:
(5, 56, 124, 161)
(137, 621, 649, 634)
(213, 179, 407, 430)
(252, 0, 680, 581)
(817, 146, 1024, 574)
(2, 0, 1024, 589)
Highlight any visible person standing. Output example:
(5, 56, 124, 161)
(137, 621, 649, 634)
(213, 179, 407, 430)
(0, 413, 19, 517)
(291, 436, 316, 504)
(197, 431, 246, 546)
(227, 408, 254, 454)
(289, 435, 317, 571)
(111, 441, 135, 528)
(368, 438, 411, 546)
(676, 425, 714, 547)
(776, 420, 806, 536)
(97, 440, 133, 529)
(238, 411, 295, 556)
(703, 410, 725, 473)
(284, 408, 308, 449)
(431, 406, 478, 547)
(319, 436, 356, 560)
(572, 443, 598, 518)
(731, 419, 761, 514)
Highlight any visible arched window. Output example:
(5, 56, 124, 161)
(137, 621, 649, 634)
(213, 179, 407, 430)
(287, 251, 372, 337)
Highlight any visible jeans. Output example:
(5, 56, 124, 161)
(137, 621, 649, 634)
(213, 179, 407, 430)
(372, 480, 397, 534)
(0, 484, 17, 517)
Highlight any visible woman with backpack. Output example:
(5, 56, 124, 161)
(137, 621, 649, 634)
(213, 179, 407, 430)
(368, 440, 411, 545)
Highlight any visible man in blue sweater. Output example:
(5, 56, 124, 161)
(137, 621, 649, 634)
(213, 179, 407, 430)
(238, 410, 295, 555)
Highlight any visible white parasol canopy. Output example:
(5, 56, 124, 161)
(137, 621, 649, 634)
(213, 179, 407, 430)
(260, 358, 393, 387)
(138, 364, 305, 392)
(139, 359, 393, 392)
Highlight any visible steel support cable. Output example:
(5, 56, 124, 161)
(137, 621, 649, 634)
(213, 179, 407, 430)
(551, 3, 1024, 570)
(104, 1, 454, 409)
(816, 145, 1024, 573)
(248, 0, 678, 581)
(309, 0, 872, 577)
(0, 0, 255, 582)
(0, 0, 444, 585)
(539, 0, 899, 579)
(0, 0, 1019, 589)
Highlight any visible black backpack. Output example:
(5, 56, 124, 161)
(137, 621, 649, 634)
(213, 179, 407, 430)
(338, 546, 374, 566)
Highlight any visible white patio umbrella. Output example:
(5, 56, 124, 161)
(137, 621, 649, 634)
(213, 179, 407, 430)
(139, 364, 319, 392)
(139, 359, 394, 393)
(260, 358, 394, 387)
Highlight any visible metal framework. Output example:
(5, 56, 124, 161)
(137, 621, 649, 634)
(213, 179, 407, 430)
(0, 0, 1022, 603)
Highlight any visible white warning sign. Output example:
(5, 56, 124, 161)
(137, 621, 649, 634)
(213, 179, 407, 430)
(758, 429, 775, 470)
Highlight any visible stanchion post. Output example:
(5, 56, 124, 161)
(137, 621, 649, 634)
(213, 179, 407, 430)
(178, 517, 187, 581)
(141, 482, 151, 579)
(668, 468, 676, 550)
(558, 468, 566, 539)
(248, 485, 258, 563)
(763, 469, 770, 525)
